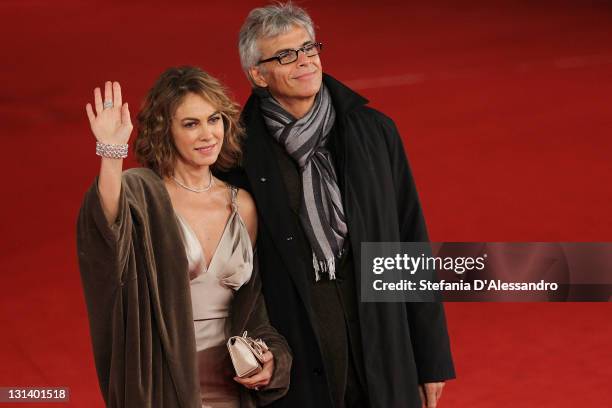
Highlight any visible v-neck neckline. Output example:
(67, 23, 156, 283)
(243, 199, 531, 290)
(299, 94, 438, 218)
(175, 208, 236, 273)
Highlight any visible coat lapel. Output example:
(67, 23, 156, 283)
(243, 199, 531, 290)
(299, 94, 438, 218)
(324, 74, 369, 292)
(242, 96, 316, 319)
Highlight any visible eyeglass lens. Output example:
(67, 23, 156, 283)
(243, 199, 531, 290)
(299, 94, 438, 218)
(279, 43, 321, 64)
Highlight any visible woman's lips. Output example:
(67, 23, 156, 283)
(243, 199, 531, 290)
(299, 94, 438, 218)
(195, 144, 216, 154)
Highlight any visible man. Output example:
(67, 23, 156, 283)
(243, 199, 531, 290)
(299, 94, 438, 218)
(225, 3, 455, 407)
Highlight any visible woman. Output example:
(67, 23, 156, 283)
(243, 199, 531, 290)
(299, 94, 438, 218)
(77, 66, 291, 408)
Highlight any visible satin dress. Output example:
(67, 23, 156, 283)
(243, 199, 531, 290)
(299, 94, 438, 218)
(175, 186, 253, 408)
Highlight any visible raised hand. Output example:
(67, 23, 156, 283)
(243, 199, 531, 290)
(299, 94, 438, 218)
(86, 81, 132, 224)
(85, 81, 133, 145)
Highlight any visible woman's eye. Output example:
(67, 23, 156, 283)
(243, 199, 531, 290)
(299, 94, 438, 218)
(209, 115, 221, 124)
(184, 122, 197, 128)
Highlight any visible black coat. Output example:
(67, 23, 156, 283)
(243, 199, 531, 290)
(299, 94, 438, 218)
(221, 74, 455, 408)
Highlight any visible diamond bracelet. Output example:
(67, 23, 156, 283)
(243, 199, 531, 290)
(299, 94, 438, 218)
(96, 141, 129, 159)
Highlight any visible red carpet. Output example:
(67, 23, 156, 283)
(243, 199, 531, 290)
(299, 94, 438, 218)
(1, 1, 611, 406)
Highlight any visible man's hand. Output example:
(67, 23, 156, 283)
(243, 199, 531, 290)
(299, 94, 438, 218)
(419, 382, 445, 408)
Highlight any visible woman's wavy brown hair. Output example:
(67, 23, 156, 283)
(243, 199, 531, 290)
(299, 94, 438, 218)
(134, 66, 244, 177)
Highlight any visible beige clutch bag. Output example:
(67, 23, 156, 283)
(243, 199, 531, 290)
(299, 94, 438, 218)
(227, 331, 269, 378)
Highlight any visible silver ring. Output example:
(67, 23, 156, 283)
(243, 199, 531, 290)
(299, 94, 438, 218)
(254, 386, 259, 391)
(103, 101, 113, 109)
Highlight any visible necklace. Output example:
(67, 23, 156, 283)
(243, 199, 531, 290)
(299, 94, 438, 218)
(172, 170, 214, 193)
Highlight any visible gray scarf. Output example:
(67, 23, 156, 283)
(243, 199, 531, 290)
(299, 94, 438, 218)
(259, 85, 347, 281)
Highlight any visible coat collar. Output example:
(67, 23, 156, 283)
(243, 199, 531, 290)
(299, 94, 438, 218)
(321, 73, 369, 116)
(240, 73, 369, 174)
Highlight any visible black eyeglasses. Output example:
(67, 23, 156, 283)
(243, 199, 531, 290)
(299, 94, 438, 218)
(257, 42, 323, 65)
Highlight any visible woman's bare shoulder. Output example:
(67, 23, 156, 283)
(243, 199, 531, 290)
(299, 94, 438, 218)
(235, 187, 258, 243)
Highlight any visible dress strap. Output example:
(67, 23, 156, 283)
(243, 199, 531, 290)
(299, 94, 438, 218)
(229, 185, 239, 212)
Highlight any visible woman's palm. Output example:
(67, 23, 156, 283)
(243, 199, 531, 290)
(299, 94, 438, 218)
(85, 81, 132, 145)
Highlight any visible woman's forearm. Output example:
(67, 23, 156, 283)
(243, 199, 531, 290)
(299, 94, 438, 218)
(98, 157, 124, 225)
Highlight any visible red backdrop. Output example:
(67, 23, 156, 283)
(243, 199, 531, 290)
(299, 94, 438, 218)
(1, 1, 610, 406)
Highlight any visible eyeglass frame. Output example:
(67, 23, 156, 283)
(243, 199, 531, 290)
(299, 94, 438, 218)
(257, 42, 323, 65)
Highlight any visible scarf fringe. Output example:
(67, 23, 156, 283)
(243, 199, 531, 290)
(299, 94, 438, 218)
(313, 253, 337, 281)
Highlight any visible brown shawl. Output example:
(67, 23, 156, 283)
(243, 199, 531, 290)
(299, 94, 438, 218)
(77, 167, 291, 408)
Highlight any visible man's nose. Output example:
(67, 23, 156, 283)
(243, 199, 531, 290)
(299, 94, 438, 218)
(296, 49, 311, 66)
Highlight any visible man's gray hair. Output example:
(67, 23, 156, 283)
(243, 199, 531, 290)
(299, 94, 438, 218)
(238, 2, 316, 85)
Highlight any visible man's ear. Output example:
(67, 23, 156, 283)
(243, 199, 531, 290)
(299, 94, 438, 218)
(249, 66, 268, 88)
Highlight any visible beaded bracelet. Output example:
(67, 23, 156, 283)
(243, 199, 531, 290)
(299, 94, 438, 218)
(96, 141, 128, 159)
